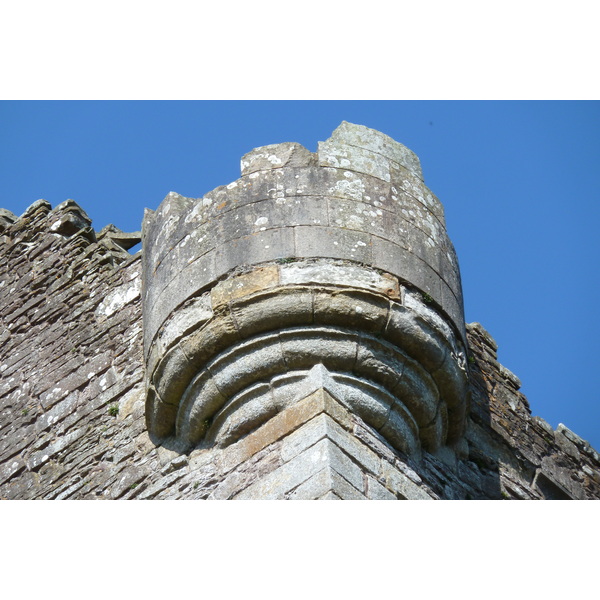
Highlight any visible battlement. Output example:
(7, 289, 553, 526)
(142, 122, 469, 463)
(0, 123, 598, 500)
(0, 197, 141, 258)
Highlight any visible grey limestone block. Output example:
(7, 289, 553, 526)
(318, 122, 423, 182)
(233, 436, 366, 500)
(380, 459, 434, 500)
(0, 208, 17, 232)
(214, 195, 328, 245)
(319, 139, 394, 183)
(329, 121, 423, 180)
(96, 224, 141, 251)
(327, 195, 398, 241)
(301, 165, 392, 207)
(366, 476, 397, 500)
(214, 227, 295, 275)
(241, 142, 316, 176)
(229, 288, 313, 338)
(293, 224, 372, 264)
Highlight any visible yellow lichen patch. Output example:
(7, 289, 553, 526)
(211, 266, 280, 308)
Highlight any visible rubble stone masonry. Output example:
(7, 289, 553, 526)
(0, 124, 598, 499)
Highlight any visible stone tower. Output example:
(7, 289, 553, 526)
(1, 123, 598, 499)
(143, 121, 469, 460)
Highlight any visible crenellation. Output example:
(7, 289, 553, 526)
(0, 122, 598, 500)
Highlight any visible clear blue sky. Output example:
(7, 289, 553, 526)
(1, 100, 599, 451)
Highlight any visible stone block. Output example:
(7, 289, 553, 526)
(321, 414, 381, 477)
(289, 467, 366, 500)
(328, 196, 399, 241)
(175, 250, 217, 302)
(234, 436, 365, 499)
(379, 401, 421, 458)
(284, 165, 391, 207)
(332, 374, 391, 431)
(234, 437, 330, 499)
(230, 287, 314, 338)
(322, 436, 366, 492)
(389, 163, 436, 213)
(207, 334, 286, 398)
(214, 227, 295, 275)
(385, 304, 447, 371)
(380, 460, 433, 500)
(353, 337, 406, 394)
(198, 183, 240, 220)
(325, 121, 423, 180)
(279, 260, 400, 298)
(279, 327, 358, 372)
(370, 235, 414, 278)
(216, 388, 327, 474)
(175, 220, 215, 268)
(236, 170, 281, 207)
(179, 310, 240, 369)
(211, 266, 280, 308)
(153, 343, 191, 406)
(177, 371, 228, 444)
(156, 294, 213, 355)
(207, 383, 277, 448)
(440, 281, 465, 344)
(320, 390, 356, 432)
(144, 389, 178, 439)
(366, 475, 397, 499)
(280, 413, 329, 462)
(313, 288, 389, 333)
(318, 139, 392, 182)
(241, 142, 316, 176)
(145, 250, 216, 352)
(319, 492, 341, 500)
(294, 225, 372, 264)
(144, 192, 194, 270)
(286, 466, 334, 499)
(257, 195, 329, 229)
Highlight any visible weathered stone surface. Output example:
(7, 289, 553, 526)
(241, 142, 316, 176)
(1, 122, 599, 501)
(279, 260, 400, 298)
(142, 123, 464, 356)
(318, 121, 423, 181)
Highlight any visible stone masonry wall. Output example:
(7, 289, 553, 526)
(0, 187, 598, 499)
(0, 200, 148, 498)
(465, 323, 600, 499)
(142, 123, 471, 465)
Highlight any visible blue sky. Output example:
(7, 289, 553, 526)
(1, 100, 599, 451)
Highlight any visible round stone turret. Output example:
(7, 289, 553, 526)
(142, 122, 469, 460)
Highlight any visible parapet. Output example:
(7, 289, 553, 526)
(1, 125, 599, 500)
(142, 122, 470, 462)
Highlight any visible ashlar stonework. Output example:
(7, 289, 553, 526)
(0, 122, 598, 499)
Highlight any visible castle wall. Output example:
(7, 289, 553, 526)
(142, 123, 471, 464)
(1, 199, 598, 499)
(1, 127, 599, 500)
